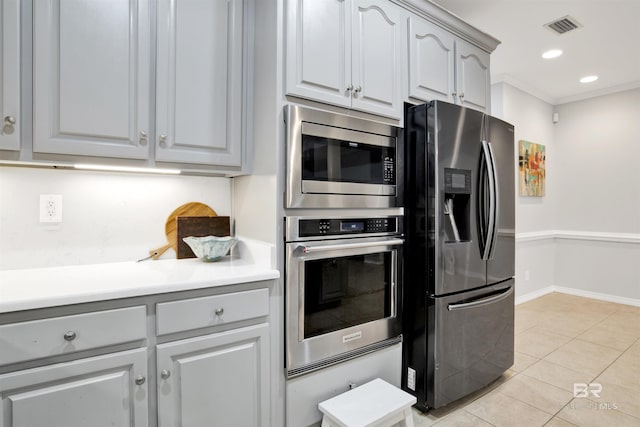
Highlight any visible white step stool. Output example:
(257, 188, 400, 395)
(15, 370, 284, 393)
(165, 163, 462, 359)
(318, 378, 417, 427)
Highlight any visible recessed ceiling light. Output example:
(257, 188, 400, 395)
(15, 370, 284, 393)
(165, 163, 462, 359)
(542, 49, 563, 59)
(579, 75, 598, 83)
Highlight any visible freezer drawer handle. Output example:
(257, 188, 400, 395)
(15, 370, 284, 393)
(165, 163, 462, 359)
(447, 286, 513, 311)
(297, 238, 404, 254)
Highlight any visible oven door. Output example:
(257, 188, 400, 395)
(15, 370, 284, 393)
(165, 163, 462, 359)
(286, 237, 403, 377)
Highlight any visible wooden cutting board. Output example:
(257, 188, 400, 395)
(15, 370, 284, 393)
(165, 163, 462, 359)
(176, 216, 231, 259)
(149, 202, 217, 259)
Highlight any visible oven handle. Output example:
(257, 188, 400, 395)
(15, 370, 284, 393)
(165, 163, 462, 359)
(297, 238, 404, 254)
(447, 286, 513, 311)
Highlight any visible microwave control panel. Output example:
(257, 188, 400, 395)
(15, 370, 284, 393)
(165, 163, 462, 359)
(299, 217, 399, 237)
(383, 155, 395, 184)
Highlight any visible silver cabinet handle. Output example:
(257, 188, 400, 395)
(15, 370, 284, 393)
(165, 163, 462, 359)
(346, 84, 354, 92)
(63, 331, 77, 341)
(135, 375, 146, 386)
(139, 131, 148, 146)
(459, 92, 465, 99)
(4, 116, 16, 126)
(354, 85, 362, 93)
(159, 134, 167, 148)
(214, 307, 224, 316)
(160, 369, 171, 380)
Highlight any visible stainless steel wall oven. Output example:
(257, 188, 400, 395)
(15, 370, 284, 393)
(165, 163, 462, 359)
(285, 215, 403, 377)
(284, 105, 401, 209)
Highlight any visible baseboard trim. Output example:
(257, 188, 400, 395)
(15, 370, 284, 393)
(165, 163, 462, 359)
(516, 285, 640, 307)
(553, 286, 640, 307)
(515, 286, 554, 305)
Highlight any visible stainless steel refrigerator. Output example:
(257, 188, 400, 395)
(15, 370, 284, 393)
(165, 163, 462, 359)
(402, 100, 515, 410)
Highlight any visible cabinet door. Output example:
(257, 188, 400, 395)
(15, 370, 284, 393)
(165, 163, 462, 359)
(156, 0, 243, 166)
(157, 323, 269, 427)
(0, 349, 148, 427)
(33, 0, 151, 159)
(351, 0, 404, 119)
(0, 0, 20, 151)
(455, 39, 490, 112)
(285, 0, 351, 108)
(407, 16, 455, 103)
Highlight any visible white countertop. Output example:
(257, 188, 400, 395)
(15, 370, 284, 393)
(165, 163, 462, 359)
(0, 257, 280, 314)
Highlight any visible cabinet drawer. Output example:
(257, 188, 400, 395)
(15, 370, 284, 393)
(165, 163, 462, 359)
(0, 306, 147, 366)
(156, 288, 269, 335)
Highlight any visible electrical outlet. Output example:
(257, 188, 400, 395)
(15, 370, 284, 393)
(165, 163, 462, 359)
(40, 194, 63, 223)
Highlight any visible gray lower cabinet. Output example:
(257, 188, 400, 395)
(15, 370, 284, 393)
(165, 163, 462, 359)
(0, 348, 148, 427)
(0, 281, 273, 427)
(157, 323, 270, 427)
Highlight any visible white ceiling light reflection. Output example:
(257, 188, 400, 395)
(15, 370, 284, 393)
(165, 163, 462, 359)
(579, 75, 598, 83)
(542, 49, 563, 59)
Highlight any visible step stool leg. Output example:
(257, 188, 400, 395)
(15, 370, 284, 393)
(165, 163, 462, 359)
(401, 407, 415, 427)
(321, 415, 332, 427)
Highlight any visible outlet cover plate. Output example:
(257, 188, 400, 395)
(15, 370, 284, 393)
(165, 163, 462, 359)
(40, 194, 63, 223)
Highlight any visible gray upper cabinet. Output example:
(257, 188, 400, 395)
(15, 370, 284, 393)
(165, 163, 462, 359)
(286, 0, 404, 119)
(155, 0, 243, 166)
(0, 0, 21, 151)
(408, 15, 491, 112)
(33, 0, 151, 159)
(455, 38, 490, 112)
(407, 16, 455, 104)
(31, 0, 246, 169)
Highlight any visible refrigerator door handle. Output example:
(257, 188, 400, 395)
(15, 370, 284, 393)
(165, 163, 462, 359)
(480, 140, 496, 260)
(477, 147, 487, 254)
(447, 286, 513, 311)
(486, 141, 499, 259)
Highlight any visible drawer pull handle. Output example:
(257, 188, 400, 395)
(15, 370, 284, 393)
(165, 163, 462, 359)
(214, 307, 224, 316)
(135, 375, 146, 386)
(160, 369, 171, 380)
(63, 331, 77, 341)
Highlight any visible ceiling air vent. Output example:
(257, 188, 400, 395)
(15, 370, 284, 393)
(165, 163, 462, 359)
(544, 16, 582, 35)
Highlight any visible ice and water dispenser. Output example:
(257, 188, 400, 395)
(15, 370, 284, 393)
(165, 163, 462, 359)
(443, 168, 471, 243)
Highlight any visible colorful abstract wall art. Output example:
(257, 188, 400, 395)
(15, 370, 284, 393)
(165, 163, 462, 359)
(518, 140, 546, 197)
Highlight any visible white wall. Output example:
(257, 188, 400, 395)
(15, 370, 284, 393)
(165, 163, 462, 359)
(0, 167, 231, 270)
(554, 89, 640, 233)
(491, 82, 556, 300)
(553, 89, 640, 301)
(493, 84, 640, 303)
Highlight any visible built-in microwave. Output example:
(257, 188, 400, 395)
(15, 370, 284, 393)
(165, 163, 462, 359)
(284, 105, 401, 209)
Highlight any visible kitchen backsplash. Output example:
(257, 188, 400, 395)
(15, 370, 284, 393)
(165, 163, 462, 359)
(0, 167, 231, 270)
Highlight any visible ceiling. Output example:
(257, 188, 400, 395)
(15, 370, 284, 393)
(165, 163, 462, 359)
(429, 0, 640, 104)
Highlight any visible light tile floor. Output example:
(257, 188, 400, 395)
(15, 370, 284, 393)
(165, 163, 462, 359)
(411, 292, 640, 427)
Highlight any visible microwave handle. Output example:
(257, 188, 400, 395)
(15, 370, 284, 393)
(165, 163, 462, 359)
(298, 238, 404, 254)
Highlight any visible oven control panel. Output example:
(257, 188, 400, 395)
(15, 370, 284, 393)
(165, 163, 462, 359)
(299, 217, 398, 237)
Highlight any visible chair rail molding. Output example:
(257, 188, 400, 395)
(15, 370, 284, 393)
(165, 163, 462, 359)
(516, 230, 640, 244)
